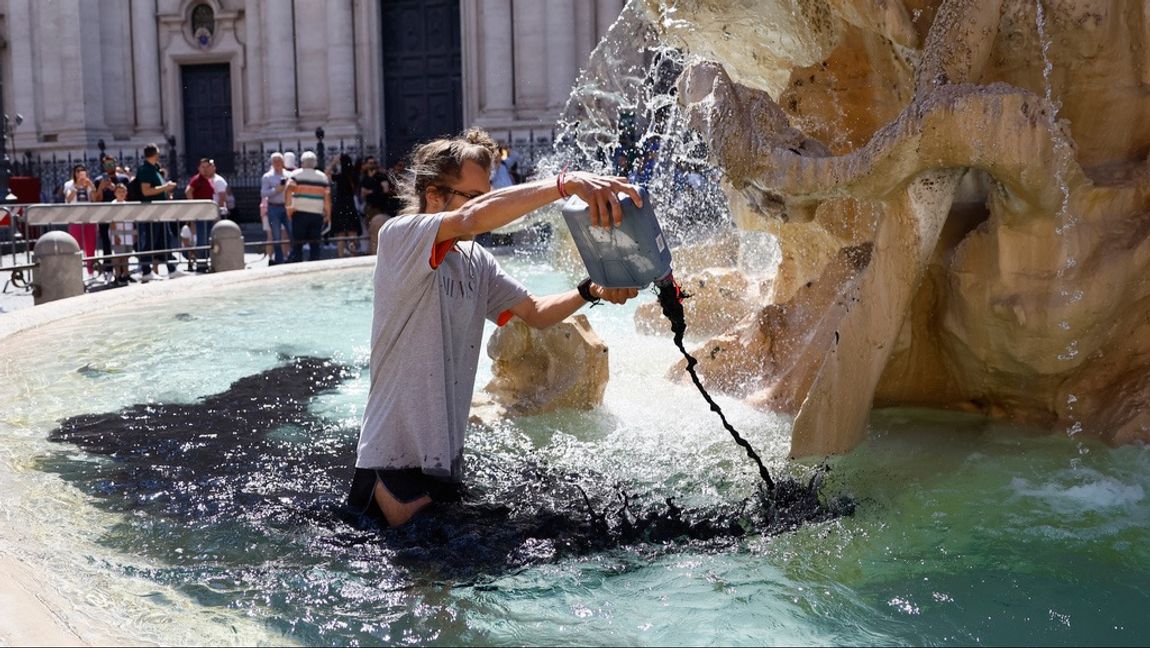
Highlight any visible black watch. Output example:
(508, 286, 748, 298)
(577, 278, 601, 304)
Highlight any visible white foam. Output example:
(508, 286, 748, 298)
(1011, 474, 1146, 512)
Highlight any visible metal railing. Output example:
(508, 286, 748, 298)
(11, 128, 558, 201)
(0, 199, 377, 297)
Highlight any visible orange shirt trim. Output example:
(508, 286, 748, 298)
(430, 238, 456, 269)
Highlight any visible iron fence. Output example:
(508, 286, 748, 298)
(10, 128, 558, 202)
(0, 200, 378, 297)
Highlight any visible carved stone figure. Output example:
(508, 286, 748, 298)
(643, 0, 1150, 455)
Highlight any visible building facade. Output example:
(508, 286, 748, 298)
(0, 0, 625, 176)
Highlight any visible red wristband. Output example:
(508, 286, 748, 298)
(557, 164, 569, 199)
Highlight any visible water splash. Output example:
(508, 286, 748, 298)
(44, 358, 852, 592)
(540, 14, 734, 248)
(1036, 0, 1087, 453)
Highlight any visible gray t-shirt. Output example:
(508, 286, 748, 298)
(356, 214, 529, 480)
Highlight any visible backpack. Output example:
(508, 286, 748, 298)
(126, 176, 144, 202)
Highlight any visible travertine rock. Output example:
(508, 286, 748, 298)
(646, 0, 1150, 455)
(483, 315, 609, 415)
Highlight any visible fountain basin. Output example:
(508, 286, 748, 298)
(1, 251, 1148, 644)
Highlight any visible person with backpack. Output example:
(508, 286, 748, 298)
(134, 143, 177, 282)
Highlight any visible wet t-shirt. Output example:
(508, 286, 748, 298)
(356, 214, 529, 480)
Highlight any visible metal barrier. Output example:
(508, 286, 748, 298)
(0, 201, 227, 302)
(0, 200, 373, 304)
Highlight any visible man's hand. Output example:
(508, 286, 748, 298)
(562, 172, 643, 228)
(592, 283, 639, 304)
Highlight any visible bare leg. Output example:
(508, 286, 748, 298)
(372, 480, 432, 527)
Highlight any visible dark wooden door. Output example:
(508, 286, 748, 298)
(382, 0, 462, 166)
(181, 64, 234, 175)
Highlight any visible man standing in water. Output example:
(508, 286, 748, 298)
(350, 129, 641, 527)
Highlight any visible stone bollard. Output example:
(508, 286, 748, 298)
(32, 230, 84, 305)
(210, 219, 244, 272)
(483, 314, 609, 416)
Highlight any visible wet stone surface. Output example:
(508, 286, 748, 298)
(43, 356, 853, 600)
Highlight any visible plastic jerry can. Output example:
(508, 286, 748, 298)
(561, 187, 673, 288)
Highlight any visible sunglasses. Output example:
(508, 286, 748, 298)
(436, 185, 484, 201)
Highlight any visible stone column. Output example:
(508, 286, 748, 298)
(37, 2, 69, 131)
(99, 1, 134, 135)
(326, 0, 356, 126)
(574, 1, 597, 64)
(263, 0, 298, 129)
(131, 0, 163, 137)
(479, 0, 513, 120)
(511, 0, 546, 110)
(6, 0, 39, 147)
(75, 0, 106, 135)
(545, 1, 577, 112)
(294, 1, 327, 119)
(244, 0, 266, 131)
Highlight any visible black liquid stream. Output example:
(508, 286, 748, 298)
(655, 275, 777, 493)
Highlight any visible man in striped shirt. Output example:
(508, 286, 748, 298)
(284, 150, 331, 262)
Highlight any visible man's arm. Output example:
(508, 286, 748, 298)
(142, 183, 174, 197)
(141, 171, 174, 197)
(509, 285, 638, 329)
(260, 174, 278, 199)
(435, 172, 642, 244)
(284, 182, 296, 217)
(94, 177, 110, 202)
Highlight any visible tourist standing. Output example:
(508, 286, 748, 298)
(260, 152, 292, 264)
(209, 161, 230, 219)
(284, 151, 330, 262)
(135, 143, 178, 281)
(185, 158, 217, 271)
(94, 155, 129, 267)
(64, 164, 98, 275)
(360, 156, 393, 255)
(327, 153, 362, 257)
(108, 183, 134, 285)
(185, 158, 216, 202)
(206, 160, 230, 268)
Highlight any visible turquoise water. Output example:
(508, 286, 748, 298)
(0, 256, 1147, 645)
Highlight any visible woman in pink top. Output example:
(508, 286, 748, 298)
(64, 164, 99, 275)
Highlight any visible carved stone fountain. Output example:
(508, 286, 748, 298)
(642, 0, 1150, 456)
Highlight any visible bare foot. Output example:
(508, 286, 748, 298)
(372, 480, 432, 527)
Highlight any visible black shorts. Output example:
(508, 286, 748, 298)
(348, 467, 462, 519)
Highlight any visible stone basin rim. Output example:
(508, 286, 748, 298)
(0, 256, 376, 342)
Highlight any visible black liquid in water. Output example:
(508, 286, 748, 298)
(44, 352, 851, 641)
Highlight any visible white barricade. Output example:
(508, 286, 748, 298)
(24, 200, 220, 225)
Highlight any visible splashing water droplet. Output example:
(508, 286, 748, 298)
(1057, 340, 1079, 361)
